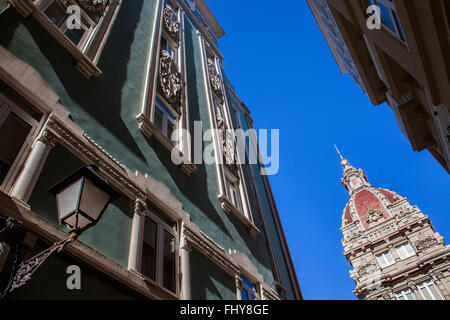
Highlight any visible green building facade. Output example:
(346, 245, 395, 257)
(0, 0, 301, 300)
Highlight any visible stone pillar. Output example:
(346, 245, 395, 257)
(181, 231, 192, 300)
(10, 130, 56, 202)
(128, 199, 146, 272)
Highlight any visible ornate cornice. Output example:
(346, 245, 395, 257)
(44, 114, 146, 200)
(183, 223, 240, 275)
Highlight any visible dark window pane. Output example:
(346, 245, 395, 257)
(65, 27, 85, 46)
(0, 113, 32, 184)
(241, 289, 248, 300)
(375, 1, 396, 31)
(167, 121, 174, 140)
(44, 0, 68, 27)
(154, 107, 163, 131)
(141, 218, 157, 281)
(392, 11, 405, 40)
(162, 230, 176, 292)
(147, 202, 177, 230)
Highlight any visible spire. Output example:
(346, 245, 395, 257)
(334, 145, 353, 171)
(334, 144, 344, 161)
(334, 145, 370, 192)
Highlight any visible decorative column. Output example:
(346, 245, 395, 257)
(127, 198, 146, 272)
(181, 226, 192, 300)
(10, 130, 56, 202)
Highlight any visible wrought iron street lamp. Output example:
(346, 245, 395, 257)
(8, 165, 119, 292)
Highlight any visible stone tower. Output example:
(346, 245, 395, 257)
(337, 148, 450, 300)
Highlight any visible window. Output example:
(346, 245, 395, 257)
(417, 280, 443, 300)
(239, 276, 259, 300)
(225, 174, 243, 213)
(395, 288, 415, 300)
(367, 0, 405, 41)
(41, 0, 92, 47)
(0, 83, 43, 191)
(140, 208, 178, 294)
(376, 251, 394, 268)
(396, 242, 415, 260)
(22, 0, 121, 78)
(153, 97, 177, 141)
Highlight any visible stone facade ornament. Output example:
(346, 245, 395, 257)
(163, 4, 179, 37)
(79, 0, 109, 12)
(207, 58, 223, 98)
(159, 50, 182, 104)
(366, 208, 383, 225)
(414, 234, 438, 251)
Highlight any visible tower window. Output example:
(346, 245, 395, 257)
(376, 250, 394, 268)
(417, 280, 443, 300)
(395, 242, 415, 260)
(395, 288, 415, 300)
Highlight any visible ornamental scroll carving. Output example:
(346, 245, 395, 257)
(207, 58, 223, 98)
(79, 0, 109, 12)
(163, 4, 179, 37)
(414, 234, 438, 251)
(159, 50, 182, 104)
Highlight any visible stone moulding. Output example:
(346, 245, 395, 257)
(183, 222, 279, 300)
(218, 194, 260, 239)
(136, 114, 197, 176)
(43, 114, 146, 201)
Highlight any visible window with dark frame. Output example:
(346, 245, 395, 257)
(0, 83, 43, 191)
(140, 206, 178, 294)
(25, 0, 121, 77)
(367, 0, 406, 41)
(240, 276, 258, 300)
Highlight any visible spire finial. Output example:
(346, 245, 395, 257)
(334, 144, 344, 160)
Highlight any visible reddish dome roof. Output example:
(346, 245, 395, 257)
(344, 203, 352, 223)
(354, 189, 389, 229)
(377, 188, 396, 203)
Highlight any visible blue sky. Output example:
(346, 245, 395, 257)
(207, 0, 450, 300)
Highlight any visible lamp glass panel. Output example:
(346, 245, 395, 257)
(55, 177, 83, 222)
(79, 177, 111, 222)
(63, 212, 92, 231)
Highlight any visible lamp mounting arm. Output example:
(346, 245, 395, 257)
(8, 233, 78, 293)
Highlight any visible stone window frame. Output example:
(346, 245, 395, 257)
(236, 274, 261, 300)
(137, 0, 196, 176)
(199, 37, 258, 239)
(394, 288, 415, 300)
(0, 82, 46, 195)
(131, 201, 180, 297)
(394, 241, 415, 260)
(9, 0, 121, 79)
(416, 279, 444, 300)
(375, 249, 395, 268)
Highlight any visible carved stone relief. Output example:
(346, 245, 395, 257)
(163, 4, 179, 37)
(79, 0, 109, 12)
(159, 50, 182, 104)
(207, 58, 223, 98)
